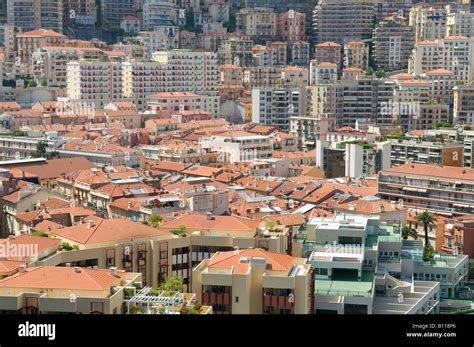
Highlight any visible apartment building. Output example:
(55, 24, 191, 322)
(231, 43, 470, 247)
(447, 11, 474, 37)
(442, 36, 474, 84)
(267, 41, 288, 66)
(390, 140, 464, 167)
(290, 41, 310, 66)
(236, 7, 277, 42)
(294, 214, 441, 314)
(309, 62, 337, 85)
(391, 79, 431, 131)
(7, 0, 63, 32)
(16, 29, 66, 64)
(338, 78, 396, 127)
(217, 37, 254, 68)
(252, 45, 277, 67)
(282, 66, 309, 88)
(409, 4, 448, 43)
(345, 141, 391, 178)
(343, 41, 368, 71)
(314, 41, 341, 67)
(277, 10, 305, 45)
(409, 40, 442, 76)
(422, 69, 456, 106)
(219, 64, 243, 87)
(453, 84, 474, 125)
(36, 214, 290, 290)
(36, 46, 105, 87)
(0, 135, 67, 160)
(252, 87, 303, 131)
(312, 0, 375, 44)
(142, 0, 178, 30)
(372, 14, 415, 72)
(66, 60, 124, 108)
(0, 266, 142, 314)
(152, 50, 220, 115)
(142, 29, 180, 57)
(192, 249, 313, 314)
(378, 163, 474, 216)
(247, 67, 282, 89)
(101, 0, 136, 30)
(121, 60, 167, 111)
(199, 132, 273, 163)
(146, 92, 201, 114)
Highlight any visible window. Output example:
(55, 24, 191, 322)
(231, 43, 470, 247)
(235, 296, 239, 303)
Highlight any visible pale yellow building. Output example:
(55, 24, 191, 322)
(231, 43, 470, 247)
(192, 249, 313, 314)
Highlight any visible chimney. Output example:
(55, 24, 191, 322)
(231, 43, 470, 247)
(87, 220, 95, 228)
(80, 217, 84, 224)
(110, 267, 117, 276)
(65, 263, 71, 267)
(128, 201, 132, 209)
(18, 264, 27, 273)
(206, 212, 214, 220)
(74, 266, 81, 273)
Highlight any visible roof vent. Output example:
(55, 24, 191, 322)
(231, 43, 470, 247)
(110, 267, 117, 276)
(74, 266, 81, 273)
(87, 220, 95, 228)
(18, 264, 27, 273)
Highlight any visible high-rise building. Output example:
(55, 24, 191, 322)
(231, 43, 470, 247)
(312, 0, 375, 44)
(7, 0, 64, 32)
(143, 0, 179, 31)
(236, 7, 277, 42)
(152, 50, 220, 115)
(453, 84, 474, 125)
(343, 41, 368, 71)
(373, 14, 415, 72)
(101, 0, 135, 30)
(252, 87, 303, 130)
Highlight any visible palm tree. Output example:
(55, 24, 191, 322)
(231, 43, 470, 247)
(414, 211, 437, 250)
(401, 226, 418, 240)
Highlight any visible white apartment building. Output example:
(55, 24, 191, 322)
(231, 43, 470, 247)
(199, 133, 272, 163)
(36, 46, 105, 87)
(410, 37, 474, 83)
(446, 11, 474, 37)
(141, 28, 179, 57)
(142, 0, 179, 30)
(152, 50, 220, 115)
(122, 60, 167, 110)
(442, 36, 474, 84)
(309, 61, 338, 85)
(252, 87, 303, 131)
(66, 60, 124, 108)
(295, 214, 442, 314)
(344, 141, 391, 178)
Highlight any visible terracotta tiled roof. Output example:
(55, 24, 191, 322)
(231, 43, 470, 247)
(51, 217, 172, 245)
(0, 266, 124, 291)
(208, 249, 296, 272)
(381, 163, 474, 181)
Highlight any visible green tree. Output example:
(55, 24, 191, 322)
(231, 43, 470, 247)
(375, 69, 385, 78)
(26, 79, 37, 88)
(32, 140, 59, 159)
(401, 226, 417, 240)
(414, 211, 437, 254)
(148, 214, 163, 228)
(170, 225, 187, 236)
(32, 140, 48, 158)
(158, 276, 185, 292)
